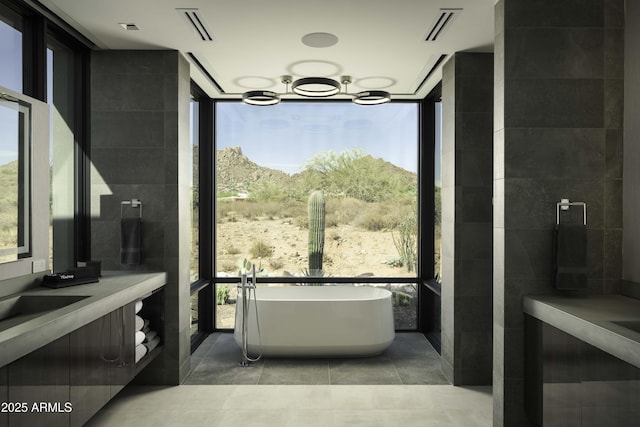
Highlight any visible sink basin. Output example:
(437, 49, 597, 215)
(611, 320, 640, 334)
(0, 295, 89, 331)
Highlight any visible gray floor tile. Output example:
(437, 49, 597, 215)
(185, 332, 449, 386)
(329, 358, 403, 385)
(258, 359, 330, 384)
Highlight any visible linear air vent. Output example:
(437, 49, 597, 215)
(177, 8, 213, 41)
(425, 8, 461, 41)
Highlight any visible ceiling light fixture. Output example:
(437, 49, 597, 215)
(353, 90, 392, 105)
(242, 90, 280, 106)
(291, 77, 341, 97)
(242, 75, 391, 106)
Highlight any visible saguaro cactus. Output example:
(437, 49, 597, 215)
(307, 190, 326, 276)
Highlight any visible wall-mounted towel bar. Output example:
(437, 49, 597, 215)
(121, 199, 142, 219)
(556, 199, 586, 225)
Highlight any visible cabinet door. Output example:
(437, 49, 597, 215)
(110, 303, 135, 397)
(8, 335, 70, 427)
(70, 315, 111, 427)
(0, 365, 7, 427)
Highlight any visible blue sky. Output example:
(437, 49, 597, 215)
(216, 102, 420, 175)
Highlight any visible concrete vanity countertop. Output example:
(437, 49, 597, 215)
(0, 271, 166, 368)
(524, 294, 640, 369)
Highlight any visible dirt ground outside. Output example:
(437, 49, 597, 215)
(205, 217, 418, 330)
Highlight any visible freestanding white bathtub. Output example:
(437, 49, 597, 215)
(234, 285, 395, 357)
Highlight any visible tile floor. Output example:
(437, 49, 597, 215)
(184, 332, 450, 385)
(86, 333, 493, 426)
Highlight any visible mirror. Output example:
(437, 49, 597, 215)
(0, 91, 31, 263)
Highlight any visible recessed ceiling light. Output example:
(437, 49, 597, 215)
(301, 32, 339, 48)
(119, 23, 140, 31)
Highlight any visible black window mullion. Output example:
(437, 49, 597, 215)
(75, 48, 91, 262)
(22, 13, 46, 100)
(198, 96, 214, 333)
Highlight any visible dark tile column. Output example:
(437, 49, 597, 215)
(441, 52, 494, 386)
(90, 50, 192, 384)
(623, 1, 640, 285)
(494, 0, 624, 425)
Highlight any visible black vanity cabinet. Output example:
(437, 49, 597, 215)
(525, 315, 640, 427)
(69, 303, 135, 427)
(5, 302, 138, 427)
(7, 335, 71, 427)
(1, 365, 9, 426)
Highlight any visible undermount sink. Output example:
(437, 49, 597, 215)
(611, 320, 640, 335)
(0, 295, 89, 331)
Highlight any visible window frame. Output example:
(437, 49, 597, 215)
(210, 98, 429, 333)
(419, 83, 442, 352)
(0, 0, 91, 274)
(190, 83, 214, 351)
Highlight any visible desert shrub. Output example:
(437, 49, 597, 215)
(356, 205, 398, 231)
(249, 240, 273, 258)
(328, 197, 366, 225)
(392, 205, 417, 272)
(220, 262, 237, 272)
(224, 245, 241, 255)
(294, 215, 309, 229)
(302, 149, 416, 202)
(249, 180, 288, 202)
(216, 284, 230, 305)
(268, 257, 284, 270)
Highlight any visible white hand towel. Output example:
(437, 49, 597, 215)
(135, 330, 145, 346)
(135, 315, 144, 331)
(135, 300, 143, 314)
(144, 335, 161, 353)
(143, 319, 150, 330)
(135, 344, 148, 363)
(143, 330, 157, 343)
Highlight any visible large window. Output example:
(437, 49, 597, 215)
(47, 36, 78, 272)
(214, 102, 419, 330)
(0, 5, 22, 93)
(190, 97, 200, 336)
(434, 101, 442, 281)
(0, 1, 90, 279)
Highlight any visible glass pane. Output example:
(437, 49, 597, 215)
(190, 291, 199, 335)
(434, 101, 442, 281)
(215, 283, 234, 329)
(190, 100, 199, 282)
(47, 39, 76, 272)
(0, 92, 31, 263)
(215, 102, 418, 279)
(0, 10, 22, 93)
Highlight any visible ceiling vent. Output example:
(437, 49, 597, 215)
(425, 8, 461, 42)
(177, 8, 213, 41)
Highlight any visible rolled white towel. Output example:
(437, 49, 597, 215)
(135, 315, 144, 331)
(135, 330, 145, 346)
(142, 325, 151, 335)
(135, 344, 148, 363)
(143, 319, 150, 330)
(144, 335, 161, 353)
(135, 300, 143, 314)
(143, 329, 157, 343)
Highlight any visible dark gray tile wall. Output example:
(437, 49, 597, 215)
(623, 1, 640, 291)
(494, 0, 624, 425)
(441, 53, 494, 386)
(90, 50, 192, 385)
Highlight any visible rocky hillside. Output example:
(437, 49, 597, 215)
(215, 146, 417, 199)
(216, 146, 291, 194)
